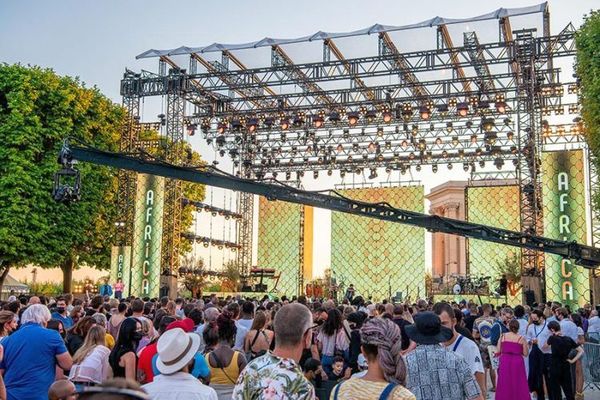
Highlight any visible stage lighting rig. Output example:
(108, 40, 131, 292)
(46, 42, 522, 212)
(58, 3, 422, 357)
(52, 141, 81, 204)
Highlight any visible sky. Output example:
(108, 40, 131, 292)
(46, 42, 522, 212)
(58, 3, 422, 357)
(1, 0, 597, 281)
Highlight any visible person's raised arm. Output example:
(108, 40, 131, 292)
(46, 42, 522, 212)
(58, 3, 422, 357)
(568, 346, 584, 364)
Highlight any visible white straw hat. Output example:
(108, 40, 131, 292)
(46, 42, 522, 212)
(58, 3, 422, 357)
(155, 328, 200, 375)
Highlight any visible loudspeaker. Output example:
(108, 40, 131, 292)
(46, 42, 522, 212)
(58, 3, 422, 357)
(524, 289, 535, 307)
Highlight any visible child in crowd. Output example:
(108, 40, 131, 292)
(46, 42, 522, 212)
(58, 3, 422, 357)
(327, 356, 351, 382)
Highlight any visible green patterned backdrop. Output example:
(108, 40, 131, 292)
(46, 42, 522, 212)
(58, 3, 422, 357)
(467, 185, 521, 299)
(542, 150, 590, 308)
(110, 246, 131, 296)
(257, 198, 301, 295)
(331, 186, 425, 301)
(131, 174, 164, 298)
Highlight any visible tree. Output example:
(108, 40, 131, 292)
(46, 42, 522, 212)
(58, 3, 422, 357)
(0, 64, 123, 291)
(576, 11, 600, 208)
(495, 252, 522, 297)
(179, 254, 206, 298)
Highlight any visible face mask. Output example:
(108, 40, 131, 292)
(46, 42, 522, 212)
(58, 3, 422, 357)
(532, 320, 540, 325)
(132, 332, 144, 342)
(56, 307, 65, 314)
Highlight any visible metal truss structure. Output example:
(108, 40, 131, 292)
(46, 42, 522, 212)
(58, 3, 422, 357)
(122, 2, 587, 282)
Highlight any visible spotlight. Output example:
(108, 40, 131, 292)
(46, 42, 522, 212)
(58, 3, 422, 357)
(436, 104, 449, 114)
(365, 109, 377, 121)
(280, 118, 290, 130)
(368, 168, 378, 180)
(494, 157, 504, 170)
(327, 169, 333, 176)
(201, 120, 210, 133)
(377, 127, 384, 137)
(186, 123, 197, 136)
(419, 105, 431, 120)
(463, 163, 469, 172)
(432, 164, 438, 173)
(264, 117, 275, 129)
(293, 114, 304, 127)
(446, 122, 453, 133)
(484, 131, 497, 144)
(246, 118, 259, 133)
(313, 170, 319, 179)
(477, 100, 490, 110)
(382, 110, 392, 123)
(347, 111, 360, 126)
(401, 104, 413, 120)
(231, 119, 242, 131)
(368, 142, 376, 153)
(416, 164, 422, 172)
(217, 122, 227, 134)
(495, 101, 507, 114)
(457, 102, 469, 117)
(507, 131, 514, 141)
(340, 170, 346, 178)
(479, 160, 485, 168)
(447, 163, 453, 170)
(452, 136, 459, 146)
(336, 144, 344, 153)
(285, 171, 291, 180)
(470, 134, 478, 144)
(312, 115, 324, 128)
(329, 111, 341, 123)
(481, 118, 495, 132)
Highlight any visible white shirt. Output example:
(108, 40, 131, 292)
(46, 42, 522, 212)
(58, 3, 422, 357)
(526, 321, 551, 354)
(517, 318, 528, 337)
(233, 322, 249, 351)
(445, 334, 484, 376)
(68, 345, 111, 384)
(142, 372, 218, 400)
(560, 319, 579, 342)
(588, 316, 600, 334)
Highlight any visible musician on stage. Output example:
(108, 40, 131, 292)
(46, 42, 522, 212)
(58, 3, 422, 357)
(345, 284, 355, 302)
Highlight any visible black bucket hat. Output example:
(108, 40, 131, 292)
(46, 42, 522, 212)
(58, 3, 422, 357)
(405, 311, 453, 345)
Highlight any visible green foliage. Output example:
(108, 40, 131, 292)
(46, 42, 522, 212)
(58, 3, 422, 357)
(576, 10, 600, 208)
(0, 64, 123, 276)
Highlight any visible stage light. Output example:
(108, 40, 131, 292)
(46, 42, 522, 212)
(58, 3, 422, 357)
(263, 117, 275, 129)
(435, 137, 442, 145)
(382, 110, 392, 123)
(231, 119, 242, 131)
(247, 118, 258, 133)
(293, 114, 304, 127)
(484, 131, 497, 145)
(475, 147, 482, 156)
(437, 104, 449, 115)
(416, 164, 422, 171)
(280, 118, 290, 130)
(419, 105, 431, 120)
(217, 122, 227, 134)
(401, 140, 408, 149)
(507, 131, 514, 141)
(568, 84, 579, 94)
(446, 122, 453, 133)
(327, 169, 333, 176)
(418, 139, 426, 151)
(313, 171, 319, 179)
(495, 101, 507, 114)
(348, 111, 360, 126)
(340, 170, 346, 178)
(186, 123, 197, 136)
(463, 163, 469, 172)
(312, 115, 324, 128)
(481, 118, 495, 132)
(336, 144, 344, 154)
(402, 104, 413, 120)
(447, 163, 453, 170)
(479, 160, 485, 168)
(494, 157, 504, 170)
(368, 168, 378, 179)
(457, 102, 469, 117)
(385, 166, 392, 174)
(201, 119, 210, 133)
(368, 142, 376, 153)
(365, 109, 377, 121)
(452, 136, 459, 146)
(470, 134, 478, 144)
(441, 150, 448, 158)
(400, 165, 407, 175)
(377, 127, 384, 137)
(432, 164, 438, 173)
(409, 152, 416, 160)
(478, 100, 490, 110)
(329, 111, 341, 123)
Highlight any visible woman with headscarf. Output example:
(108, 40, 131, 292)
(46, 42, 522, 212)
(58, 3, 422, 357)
(331, 317, 415, 400)
(108, 317, 142, 381)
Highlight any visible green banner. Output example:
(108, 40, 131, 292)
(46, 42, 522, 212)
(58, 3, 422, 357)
(542, 150, 590, 308)
(110, 246, 131, 297)
(131, 174, 164, 298)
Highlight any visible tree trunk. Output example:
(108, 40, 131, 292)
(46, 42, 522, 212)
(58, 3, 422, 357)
(0, 263, 11, 298)
(61, 257, 75, 294)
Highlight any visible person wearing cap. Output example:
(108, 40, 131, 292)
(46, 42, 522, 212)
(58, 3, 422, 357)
(142, 327, 218, 400)
(404, 311, 483, 400)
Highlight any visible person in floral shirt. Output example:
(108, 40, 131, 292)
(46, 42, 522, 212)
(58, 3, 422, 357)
(233, 303, 316, 400)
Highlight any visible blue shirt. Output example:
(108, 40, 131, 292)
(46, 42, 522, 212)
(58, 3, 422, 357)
(0, 322, 68, 400)
(151, 352, 210, 379)
(490, 320, 508, 346)
(51, 312, 74, 329)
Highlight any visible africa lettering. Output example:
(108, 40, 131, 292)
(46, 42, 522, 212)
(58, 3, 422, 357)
(556, 172, 574, 301)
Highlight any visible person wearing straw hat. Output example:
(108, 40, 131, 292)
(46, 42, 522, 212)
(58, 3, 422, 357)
(142, 328, 217, 400)
(404, 312, 483, 400)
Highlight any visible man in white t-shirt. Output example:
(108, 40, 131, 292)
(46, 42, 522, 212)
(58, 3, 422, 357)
(588, 310, 600, 334)
(434, 302, 486, 397)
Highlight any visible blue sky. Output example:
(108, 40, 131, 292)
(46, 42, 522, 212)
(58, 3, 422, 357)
(1, 0, 597, 279)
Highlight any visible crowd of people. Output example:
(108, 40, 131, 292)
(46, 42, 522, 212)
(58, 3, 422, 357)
(0, 290, 597, 400)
